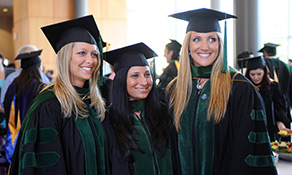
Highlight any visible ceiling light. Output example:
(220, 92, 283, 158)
(2, 8, 8, 13)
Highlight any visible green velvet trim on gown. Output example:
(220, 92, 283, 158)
(245, 155, 275, 167)
(24, 128, 58, 145)
(130, 100, 145, 113)
(248, 131, 270, 144)
(131, 111, 172, 175)
(74, 115, 98, 175)
(191, 65, 213, 78)
(132, 112, 156, 175)
(18, 86, 108, 175)
(22, 152, 60, 169)
(178, 79, 214, 175)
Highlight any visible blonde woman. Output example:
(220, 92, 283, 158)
(9, 15, 108, 175)
(167, 8, 277, 175)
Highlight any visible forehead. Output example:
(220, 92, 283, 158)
(128, 66, 151, 73)
(190, 31, 218, 38)
(73, 42, 98, 50)
(250, 68, 264, 73)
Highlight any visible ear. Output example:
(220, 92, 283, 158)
(169, 50, 174, 56)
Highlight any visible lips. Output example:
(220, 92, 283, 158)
(198, 53, 211, 58)
(135, 87, 150, 93)
(81, 66, 92, 73)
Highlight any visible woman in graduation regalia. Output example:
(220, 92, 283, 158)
(102, 43, 173, 175)
(9, 15, 108, 175)
(245, 56, 292, 141)
(4, 50, 46, 163)
(166, 8, 277, 175)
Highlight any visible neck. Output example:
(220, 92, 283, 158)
(191, 64, 213, 78)
(130, 100, 145, 113)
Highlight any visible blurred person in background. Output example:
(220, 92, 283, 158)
(245, 56, 292, 141)
(0, 52, 16, 175)
(4, 50, 47, 163)
(157, 39, 181, 101)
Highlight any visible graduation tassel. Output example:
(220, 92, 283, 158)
(98, 37, 104, 87)
(221, 18, 228, 73)
(152, 57, 157, 81)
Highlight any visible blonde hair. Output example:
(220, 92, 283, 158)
(167, 31, 231, 131)
(54, 43, 105, 120)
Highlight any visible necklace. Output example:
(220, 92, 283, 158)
(196, 78, 208, 90)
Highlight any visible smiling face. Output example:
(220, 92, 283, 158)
(127, 66, 153, 101)
(189, 31, 219, 67)
(249, 68, 265, 85)
(70, 42, 99, 87)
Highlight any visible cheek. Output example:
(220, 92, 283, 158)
(93, 59, 99, 68)
(189, 42, 197, 51)
(147, 77, 153, 89)
(127, 78, 136, 90)
(260, 74, 264, 80)
(249, 74, 255, 81)
(211, 43, 219, 52)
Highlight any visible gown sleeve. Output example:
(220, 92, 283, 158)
(10, 99, 72, 175)
(272, 81, 292, 127)
(102, 113, 130, 175)
(213, 74, 277, 175)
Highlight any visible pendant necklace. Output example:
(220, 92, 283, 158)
(196, 78, 208, 90)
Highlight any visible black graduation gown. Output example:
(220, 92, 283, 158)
(157, 61, 178, 101)
(99, 76, 113, 108)
(265, 58, 290, 96)
(4, 80, 45, 162)
(102, 111, 172, 175)
(259, 82, 291, 141)
(170, 72, 277, 175)
(9, 87, 108, 175)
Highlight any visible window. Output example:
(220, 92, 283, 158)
(259, 0, 292, 62)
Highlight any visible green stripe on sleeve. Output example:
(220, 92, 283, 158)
(22, 152, 60, 169)
(245, 154, 275, 167)
(24, 128, 58, 145)
(248, 131, 270, 144)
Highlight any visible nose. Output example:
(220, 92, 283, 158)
(86, 54, 94, 64)
(138, 76, 148, 85)
(200, 40, 209, 50)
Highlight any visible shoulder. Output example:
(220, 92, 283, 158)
(27, 85, 59, 118)
(230, 72, 260, 98)
(4, 67, 16, 77)
(5, 69, 21, 81)
(231, 72, 254, 86)
(25, 93, 63, 130)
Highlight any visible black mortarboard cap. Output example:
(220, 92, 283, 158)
(258, 43, 280, 55)
(246, 56, 266, 70)
(237, 51, 253, 68)
(169, 8, 238, 33)
(167, 39, 182, 52)
(104, 42, 157, 73)
(41, 15, 101, 53)
(15, 50, 42, 69)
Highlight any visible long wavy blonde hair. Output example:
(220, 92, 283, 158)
(54, 42, 105, 120)
(167, 31, 231, 131)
